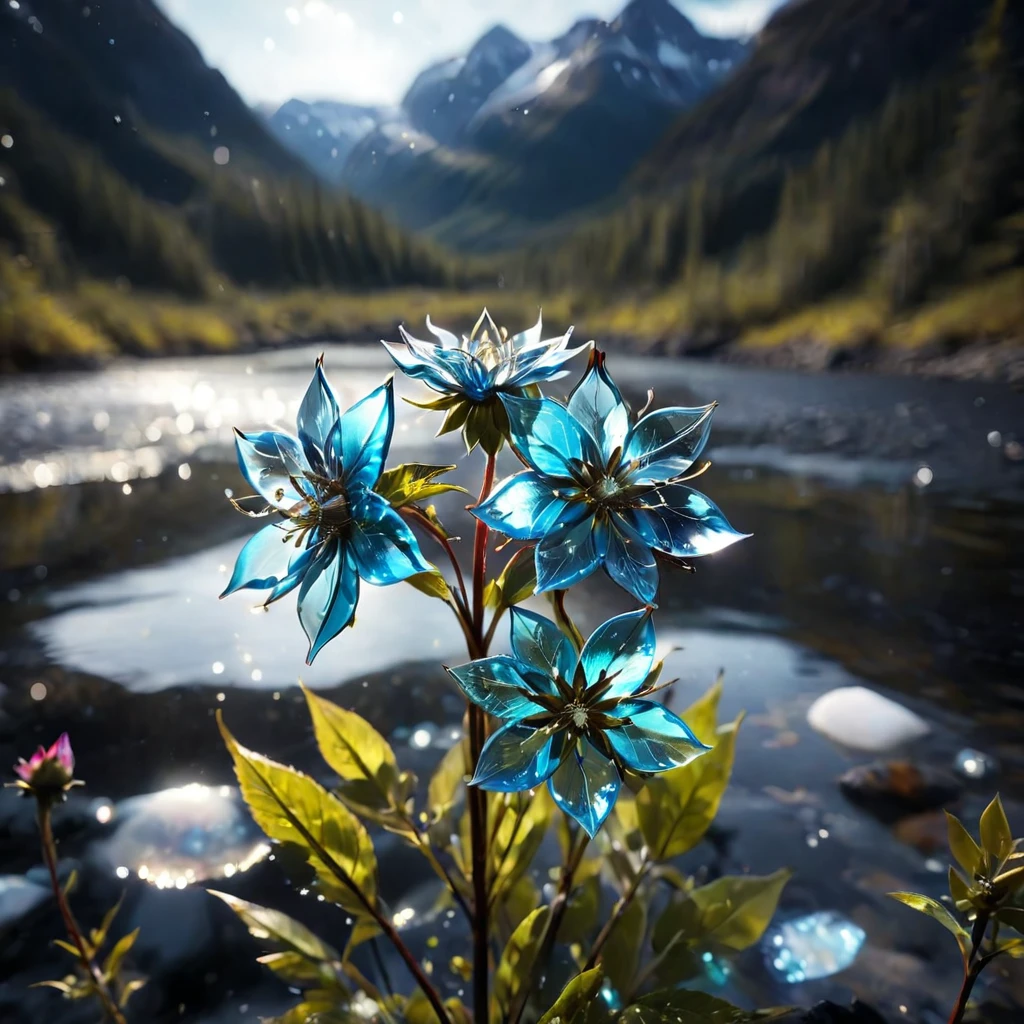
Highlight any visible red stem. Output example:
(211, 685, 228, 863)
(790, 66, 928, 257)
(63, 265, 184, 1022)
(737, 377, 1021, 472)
(38, 804, 127, 1024)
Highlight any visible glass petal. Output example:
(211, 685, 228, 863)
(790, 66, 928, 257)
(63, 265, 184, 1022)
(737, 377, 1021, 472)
(234, 430, 311, 510)
(222, 522, 310, 597)
(509, 312, 544, 352)
(567, 356, 629, 461)
(472, 721, 557, 792)
(624, 405, 716, 484)
(349, 488, 431, 585)
(548, 739, 621, 837)
(425, 314, 461, 349)
(579, 608, 656, 701)
(605, 700, 711, 772)
(337, 380, 394, 490)
(448, 656, 549, 720)
(472, 471, 586, 541)
(534, 514, 601, 593)
(635, 484, 749, 558)
(297, 363, 340, 470)
(510, 342, 591, 388)
(509, 607, 576, 685)
(298, 541, 359, 663)
(602, 514, 659, 604)
(501, 395, 598, 477)
(382, 341, 458, 393)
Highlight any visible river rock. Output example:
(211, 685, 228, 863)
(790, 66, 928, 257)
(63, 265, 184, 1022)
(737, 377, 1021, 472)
(771, 1001, 889, 1023)
(839, 761, 961, 821)
(807, 687, 930, 752)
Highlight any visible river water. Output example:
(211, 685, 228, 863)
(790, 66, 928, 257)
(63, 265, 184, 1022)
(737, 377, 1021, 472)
(0, 344, 1022, 1022)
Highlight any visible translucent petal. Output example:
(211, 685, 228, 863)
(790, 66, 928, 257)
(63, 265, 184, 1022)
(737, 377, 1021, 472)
(472, 472, 586, 541)
(509, 312, 544, 353)
(635, 484, 749, 558)
(579, 608, 656, 701)
(337, 380, 394, 490)
(448, 656, 549, 720)
(602, 514, 659, 604)
(534, 515, 600, 593)
(567, 357, 629, 461)
(221, 522, 310, 597)
(297, 363, 340, 471)
(425, 314, 461, 349)
(298, 541, 359, 663)
(509, 607, 576, 685)
(548, 739, 621, 837)
(501, 395, 598, 477)
(605, 700, 711, 772)
(349, 489, 431, 585)
(624, 405, 716, 484)
(234, 430, 311, 510)
(510, 342, 591, 388)
(381, 340, 458, 393)
(472, 722, 557, 793)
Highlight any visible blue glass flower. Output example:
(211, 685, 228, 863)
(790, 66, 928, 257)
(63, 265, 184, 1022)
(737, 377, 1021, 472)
(221, 360, 431, 663)
(382, 310, 588, 403)
(472, 351, 748, 603)
(447, 607, 709, 836)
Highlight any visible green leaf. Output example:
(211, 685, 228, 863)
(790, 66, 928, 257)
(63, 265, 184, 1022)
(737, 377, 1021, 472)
(427, 739, 468, 820)
(218, 713, 379, 932)
(102, 928, 139, 981)
(980, 795, 1014, 863)
(601, 893, 647, 994)
(489, 790, 552, 906)
(375, 463, 468, 509)
(621, 990, 790, 1024)
(687, 870, 792, 952)
(90, 893, 125, 951)
(537, 968, 604, 1024)
(995, 906, 1024, 935)
(209, 891, 341, 964)
(948, 866, 971, 910)
(404, 393, 462, 411)
(888, 892, 969, 959)
(266, 991, 354, 1024)
(946, 812, 985, 877)
(118, 977, 146, 1008)
(302, 685, 400, 812)
(407, 569, 454, 603)
(681, 676, 723, 747)
(439, 399, 473, 437)
(259, 951, 338, 987)
(492, 907, 551, 1024)
(649, 898, 704, 986)
(490, 547, 538, 609)
(995, 937, 1024, 959)
(637, 715, 741, 860)
(557, 875, 602, 945)
(464, 399, 508, 456)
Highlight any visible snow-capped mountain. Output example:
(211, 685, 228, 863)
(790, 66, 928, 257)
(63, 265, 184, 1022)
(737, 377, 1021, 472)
(263, 0, 750, 248)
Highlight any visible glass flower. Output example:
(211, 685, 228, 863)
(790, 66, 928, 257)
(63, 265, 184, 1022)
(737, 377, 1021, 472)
(222, 360, 431, 663)
(447, 607, 709, 836)
(382, 309, 588, 403)
(11, 733, 80, 800)
(472, 351, 748, 602)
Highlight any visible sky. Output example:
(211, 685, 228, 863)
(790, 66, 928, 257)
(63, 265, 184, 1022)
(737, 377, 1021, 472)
(158, 0, 786, 108)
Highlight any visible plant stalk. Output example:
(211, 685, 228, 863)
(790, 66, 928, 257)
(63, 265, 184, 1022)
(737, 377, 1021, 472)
(37, 803, 127, 1024)
(947, 912, 991, 1024)
(467, 449, 498, 1024)
(584, 856, 651, 972)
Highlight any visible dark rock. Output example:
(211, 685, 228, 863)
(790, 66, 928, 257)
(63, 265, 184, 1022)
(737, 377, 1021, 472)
(774, 1000, 890, 1023)
(839, 761, 961, 822)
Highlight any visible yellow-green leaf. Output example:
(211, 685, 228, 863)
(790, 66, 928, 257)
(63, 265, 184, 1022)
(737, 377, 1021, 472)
(946, 812, 985, 877)
(621, 989, 789, 1024)
(537, 968, 604, 1024)
(303, 685, 399, 810)
(888, 892, 968, 959)
(265, 991, 354, 1024)
(492, 546, 537, 609)
(600, 893, 647, 994)
(209, 890, 341, 964)
(682, 675, 723, 747)
(428, 740, 467, 819)
(980, 795, 1014, 863)
(118, 977, 146, 1008)
(948, 867, 971, 911)
(637, 715, 741, 860)
(408, 570, 453, 603)
(218, 712, 378, 927)
(688, 870, 792, 952)
(102, 928, 139, 981)
(557, 875, 601, 945)
(492, 907, 550, 1023)
(375, 463, 467, 508)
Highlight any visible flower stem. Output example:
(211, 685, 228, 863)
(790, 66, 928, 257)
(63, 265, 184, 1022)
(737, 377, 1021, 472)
(468, 450, 497, 1024)
(947, 912, 991, 1024)
(37, 803, 127, 1024)
(583, 856, 651, 972)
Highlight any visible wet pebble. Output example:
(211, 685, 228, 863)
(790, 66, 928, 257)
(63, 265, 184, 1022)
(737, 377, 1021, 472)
(763, 910, 866, 983)
(807, 687, 930, 752)
(838, 761, 961, 821)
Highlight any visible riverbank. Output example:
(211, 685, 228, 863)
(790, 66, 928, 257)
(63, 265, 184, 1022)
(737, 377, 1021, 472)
(2, 262, 1022, 383)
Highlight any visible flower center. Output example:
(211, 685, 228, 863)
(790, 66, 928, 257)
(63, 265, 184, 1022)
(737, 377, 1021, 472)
(286, 480, 350, 544)
(567, 703, 589, 730)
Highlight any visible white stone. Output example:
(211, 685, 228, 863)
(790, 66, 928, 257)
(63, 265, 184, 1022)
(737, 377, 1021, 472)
(807, 686, 930, 752)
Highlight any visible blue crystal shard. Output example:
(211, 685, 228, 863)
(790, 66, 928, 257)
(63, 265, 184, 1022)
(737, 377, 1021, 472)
(762, 910, 866, 983)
